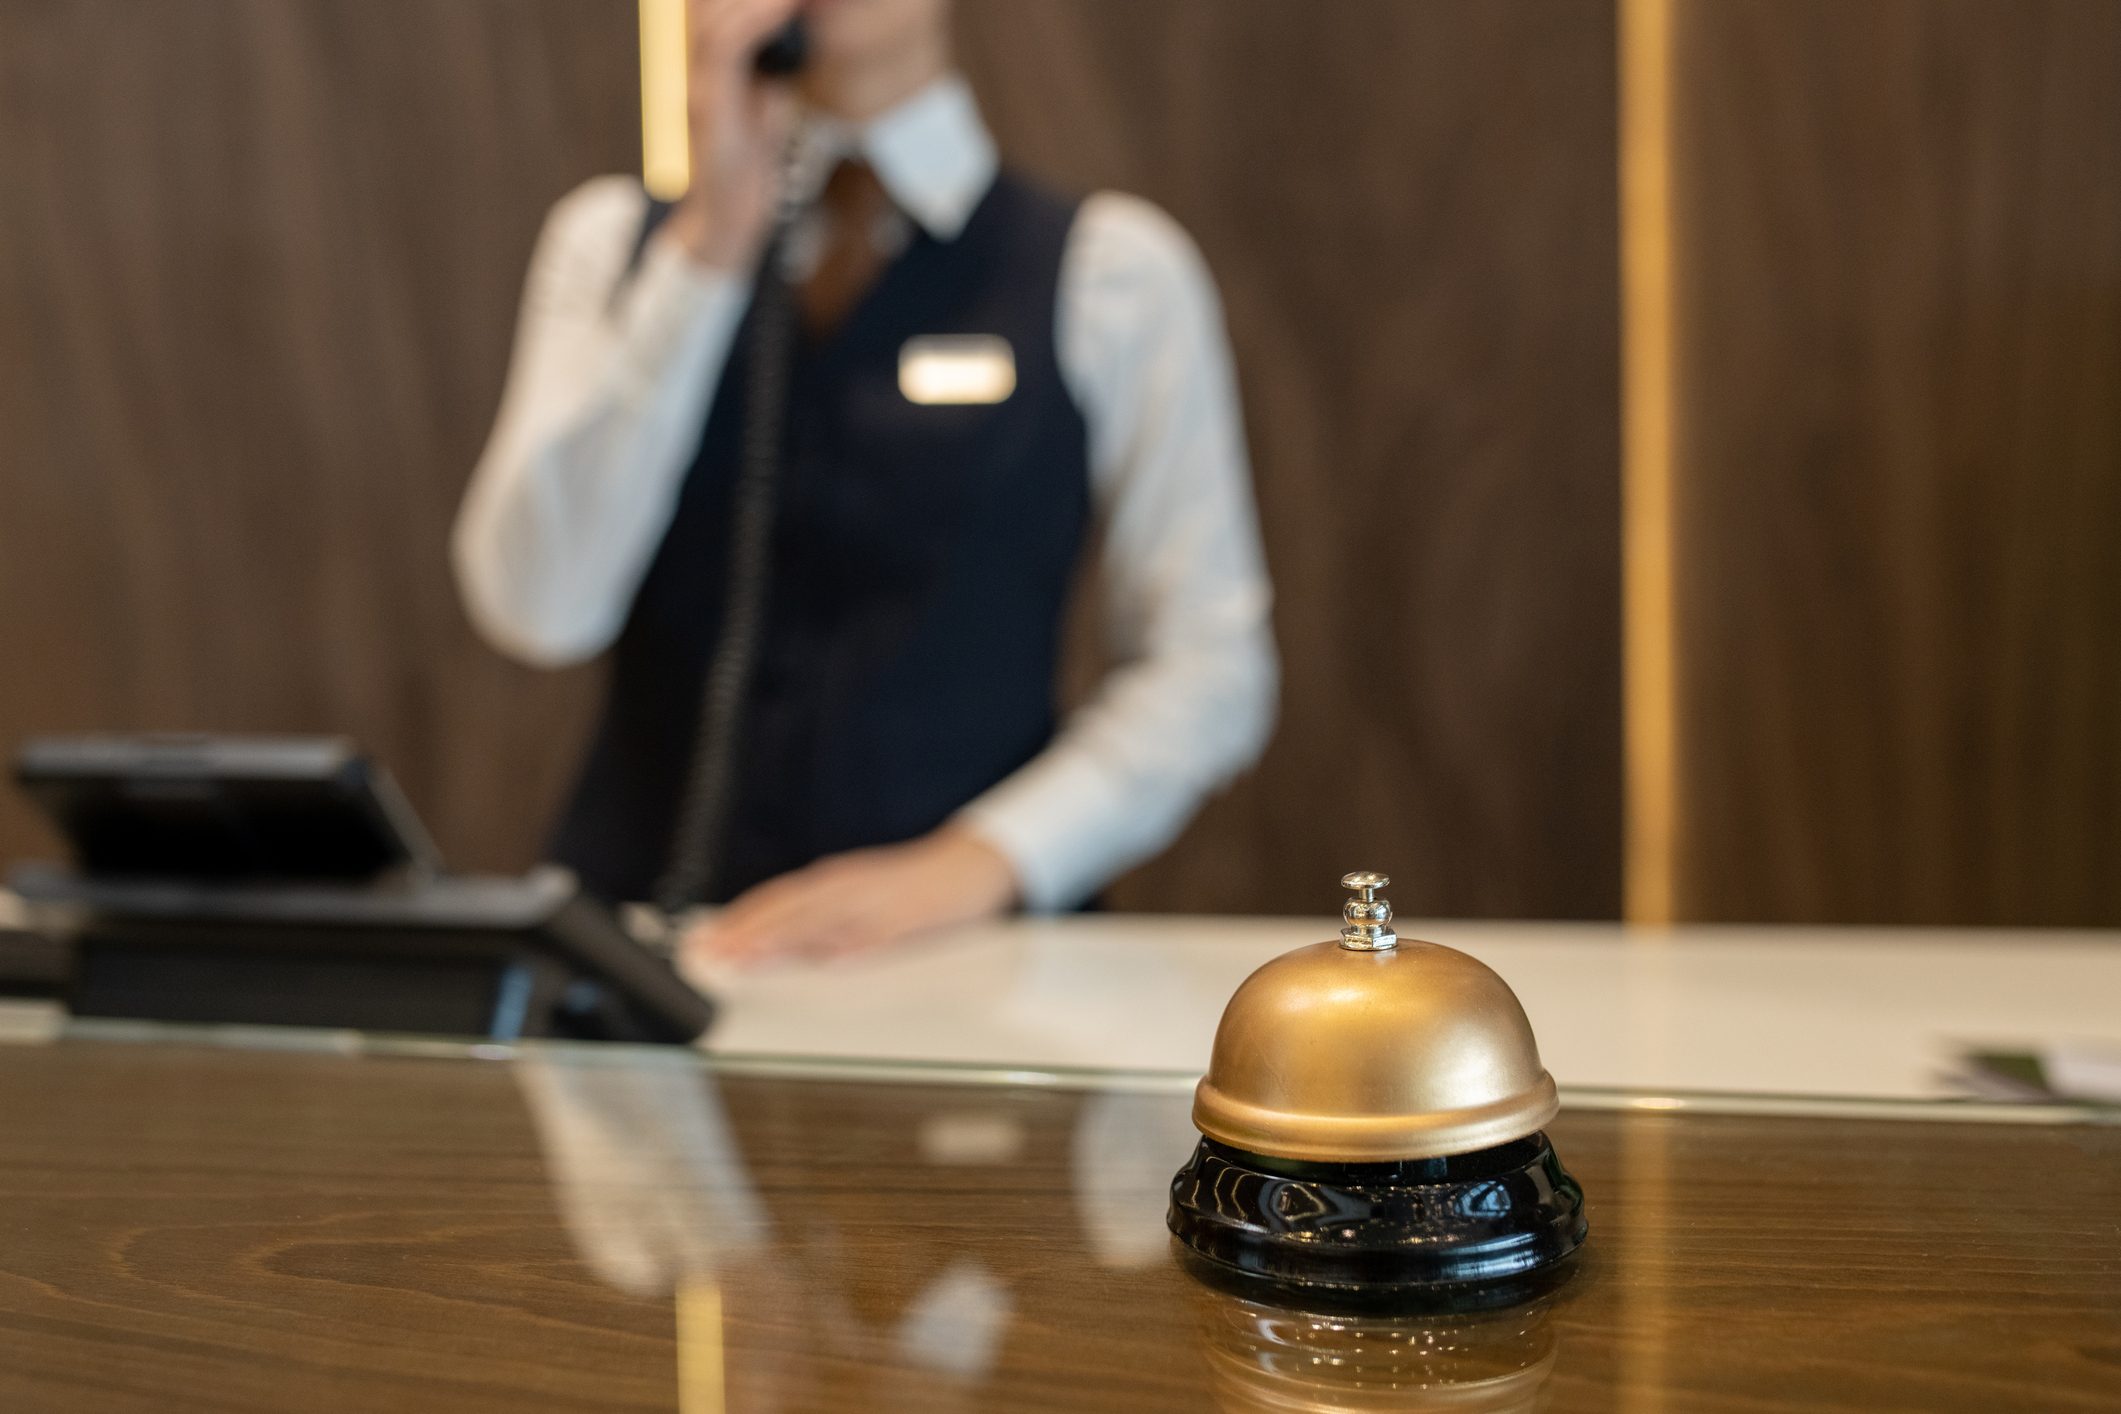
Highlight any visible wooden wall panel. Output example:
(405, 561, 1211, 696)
(1670, 0, 2121, 924)
(958, 1, 1624, 918)
(13, 0, 2108, 926)
(0, 0, 630, 872)
(0, 0, 1623, 919)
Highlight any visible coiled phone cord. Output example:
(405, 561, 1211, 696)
(652, 145, 809, 922)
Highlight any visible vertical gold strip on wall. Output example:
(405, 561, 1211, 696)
(1621, 0, 1678, 925)
(641, 0, 691, 201)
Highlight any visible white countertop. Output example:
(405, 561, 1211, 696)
(687, 915, 2121, 1104)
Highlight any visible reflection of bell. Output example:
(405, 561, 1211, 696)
(1186, 1280, 1559, 1414)
(1168, 873, 1587, 1310)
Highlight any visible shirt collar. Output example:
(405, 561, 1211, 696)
(797, 75, 998, 242)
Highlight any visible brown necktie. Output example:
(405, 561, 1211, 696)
(799, 159, 895, 336)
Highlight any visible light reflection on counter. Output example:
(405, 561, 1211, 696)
(512, 1053, 1593, 1411)
(1188, 1285, 1559, 1414)
(515, 1051, 1032, 1406)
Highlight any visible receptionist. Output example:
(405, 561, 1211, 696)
(453, 0, 1275, 963)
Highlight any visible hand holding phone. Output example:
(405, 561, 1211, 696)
(662, 0, 804, 272)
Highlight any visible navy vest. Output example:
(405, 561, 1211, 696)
(552, 172, 1091, 903)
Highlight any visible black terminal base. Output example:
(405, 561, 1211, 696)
(1167, 1132, 1587, 1313)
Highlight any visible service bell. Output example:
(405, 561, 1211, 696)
(1168, 873, 1587, 1310)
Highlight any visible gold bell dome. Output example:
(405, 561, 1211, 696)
(1193, 872, 1560, 1163)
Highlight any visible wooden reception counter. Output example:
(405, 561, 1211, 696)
(0, 913, 2115, 1410)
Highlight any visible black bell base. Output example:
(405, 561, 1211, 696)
(1167, 1132, 1587, 1314)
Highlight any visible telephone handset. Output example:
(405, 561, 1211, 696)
(752, 16, 810, 78)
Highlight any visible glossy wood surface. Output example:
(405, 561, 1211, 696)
(0, 1039, 2112, 1411)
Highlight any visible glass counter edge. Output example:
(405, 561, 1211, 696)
(17, 1008, 2118, 1129)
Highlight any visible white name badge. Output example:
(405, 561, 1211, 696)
(899, 334, 1018, 406)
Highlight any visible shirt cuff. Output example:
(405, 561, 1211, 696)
(953, 768, 1141, 916)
